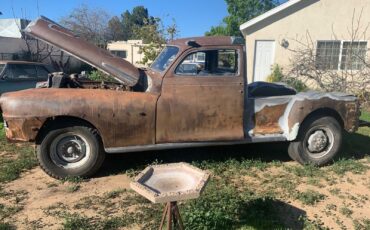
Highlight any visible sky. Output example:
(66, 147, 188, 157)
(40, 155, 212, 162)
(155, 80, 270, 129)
(0, 0, 229, 38)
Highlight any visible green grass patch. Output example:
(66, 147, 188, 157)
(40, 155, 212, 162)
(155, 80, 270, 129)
(182, 178, 285, 229)
(0, 121, 37, 183)
(295, 190, 326, 205)
(62, 213, 94, 230)
(104, 189, 126, 199)
(360, 110, 370, 122)
(61, 176, 88, 184)
(353, 218, 370, 229)
(284, 164, 321, 178)
(330, 159, 368, 175)
(340, 206, 353, 217)
(66, 185, 80, 193)
(0, 222, 16, 230)
(0, 203, 23, 221)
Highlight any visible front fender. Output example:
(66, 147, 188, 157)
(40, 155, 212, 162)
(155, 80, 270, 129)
(0, 88, 158, 147)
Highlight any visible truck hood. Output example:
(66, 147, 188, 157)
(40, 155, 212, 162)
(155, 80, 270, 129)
(24, 16, 140, 86)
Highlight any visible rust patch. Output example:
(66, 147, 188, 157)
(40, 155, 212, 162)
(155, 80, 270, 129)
(253, 103, 287, 135)
(4, 117, 45, 142)
(287, 97, 359, 133)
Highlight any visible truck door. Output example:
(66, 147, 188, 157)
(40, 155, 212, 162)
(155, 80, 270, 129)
(156, 47, 245, 143)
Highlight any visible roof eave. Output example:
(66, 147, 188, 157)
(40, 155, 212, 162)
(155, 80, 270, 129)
(239, 0, 304, 35)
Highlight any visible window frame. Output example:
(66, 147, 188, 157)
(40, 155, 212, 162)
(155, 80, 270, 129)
(340, 41, 367, 70)
(173, 48, 241, 78)
(110, 50, 127, 59)
(316, 40, 368, 71)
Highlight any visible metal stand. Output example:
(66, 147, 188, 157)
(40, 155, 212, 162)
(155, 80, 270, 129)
(159, 201, 184, 230)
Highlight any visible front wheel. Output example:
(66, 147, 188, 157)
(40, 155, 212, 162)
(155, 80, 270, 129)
(37, 126, 105, 179)
(288, 116, 342, 166)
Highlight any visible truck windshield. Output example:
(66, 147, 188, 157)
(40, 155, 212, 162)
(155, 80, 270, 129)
(151, 46, 179, 72)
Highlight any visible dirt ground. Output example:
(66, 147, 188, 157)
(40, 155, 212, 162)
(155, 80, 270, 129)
(1, 158, 369, 229)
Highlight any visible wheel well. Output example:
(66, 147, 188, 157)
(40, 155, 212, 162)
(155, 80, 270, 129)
(301, 108, 344, 129)
(35, 116, 101, 145)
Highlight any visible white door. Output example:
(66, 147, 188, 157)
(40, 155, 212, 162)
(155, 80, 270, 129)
(253, 40, 275, 82)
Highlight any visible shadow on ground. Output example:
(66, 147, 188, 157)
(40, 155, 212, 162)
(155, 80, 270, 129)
(341, 131, 370, 159)
(238, 198, 307, 229)
(98, 142, 291, 177)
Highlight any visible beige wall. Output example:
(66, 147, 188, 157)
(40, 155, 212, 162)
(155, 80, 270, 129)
(243, 0, 370, 83)
(107, 40, 145, 67)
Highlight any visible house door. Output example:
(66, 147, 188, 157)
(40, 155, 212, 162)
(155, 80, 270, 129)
(253, 40, 275, 82)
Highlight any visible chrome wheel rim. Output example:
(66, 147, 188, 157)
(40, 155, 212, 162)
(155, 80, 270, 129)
(50, 133, 91, 169)
(306, 127, 334, 158)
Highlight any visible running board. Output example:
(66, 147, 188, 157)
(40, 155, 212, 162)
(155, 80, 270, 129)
(105, 136, 286, 154)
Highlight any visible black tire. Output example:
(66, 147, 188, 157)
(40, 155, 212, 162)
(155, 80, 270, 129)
(37, 126, 105, 179)
(288, 116, 342, 166)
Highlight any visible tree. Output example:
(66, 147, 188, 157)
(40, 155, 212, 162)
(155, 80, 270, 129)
(134, 18, 166, 66)
(166, 19, 180, 41)
(206, 0, 281, 36)
(119, 6, 156, 41)
(60, 4, 111, 45)
(285, 9, 370, 104)
(108, 16, 125, 41)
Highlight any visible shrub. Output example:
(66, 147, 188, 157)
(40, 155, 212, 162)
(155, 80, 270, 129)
(87, 70, 112, 82)
(267, 64, 308, 92)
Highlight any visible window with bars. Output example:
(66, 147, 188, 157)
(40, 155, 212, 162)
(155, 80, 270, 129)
(316, 41, 341, 70)
(340, 41, 367, 70)
(316, 41, 368, 70)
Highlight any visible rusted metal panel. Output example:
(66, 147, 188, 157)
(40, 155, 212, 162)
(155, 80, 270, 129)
(24, 16, 140, 86)
(0, 89, 158, 147)
(253, 103, 288, 135)
(4, 117, 46, 142)
(156, 77, 244, 142)
(286, 93, 359, 136)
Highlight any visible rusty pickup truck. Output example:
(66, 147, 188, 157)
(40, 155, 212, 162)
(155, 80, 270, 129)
(0, 17, 360, 179)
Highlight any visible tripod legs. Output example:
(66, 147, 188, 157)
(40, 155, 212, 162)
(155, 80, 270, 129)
(159, 202, 184, 230)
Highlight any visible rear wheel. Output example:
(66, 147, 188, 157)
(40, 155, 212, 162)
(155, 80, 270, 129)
(288, 116, 342, 166)
(37, 125, 105, 179)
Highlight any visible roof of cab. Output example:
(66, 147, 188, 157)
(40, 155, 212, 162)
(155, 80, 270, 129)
(168, 36, 245, 47)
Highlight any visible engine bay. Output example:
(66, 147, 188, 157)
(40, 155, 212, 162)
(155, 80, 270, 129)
(37, 72, 132, 91)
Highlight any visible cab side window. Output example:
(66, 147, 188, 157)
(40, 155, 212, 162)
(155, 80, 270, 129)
(175, 49, 238, 76)
(36, 65, 49, 79)
(10, 64, 37, 79)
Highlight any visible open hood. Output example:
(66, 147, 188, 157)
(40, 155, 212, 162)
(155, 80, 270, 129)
(24, 16, 140, 86)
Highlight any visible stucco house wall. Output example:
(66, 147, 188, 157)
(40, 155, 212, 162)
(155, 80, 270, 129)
(107, 40, 145, 67)
(241, 0, 370, 83)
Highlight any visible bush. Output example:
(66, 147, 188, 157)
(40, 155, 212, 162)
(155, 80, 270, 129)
(267, 64, 308, 92)
(87, 70, 112, 82)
